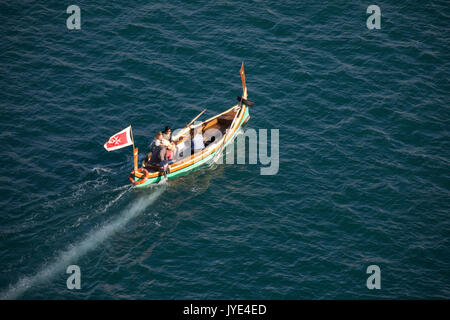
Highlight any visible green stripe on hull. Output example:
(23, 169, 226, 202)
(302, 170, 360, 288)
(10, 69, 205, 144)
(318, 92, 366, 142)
(134, 107, 250, 188)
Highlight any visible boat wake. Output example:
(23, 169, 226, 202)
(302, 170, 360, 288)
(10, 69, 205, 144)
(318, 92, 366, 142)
(97, 184, 132, 214)
(0, 186, 165, 300)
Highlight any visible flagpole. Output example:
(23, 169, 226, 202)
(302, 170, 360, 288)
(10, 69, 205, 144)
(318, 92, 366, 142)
(130, 125, 135, 151)
(130, 125, 138, 173)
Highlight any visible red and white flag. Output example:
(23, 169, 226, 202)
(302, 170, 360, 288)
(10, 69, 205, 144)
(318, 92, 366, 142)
(104, 126, 133, 151)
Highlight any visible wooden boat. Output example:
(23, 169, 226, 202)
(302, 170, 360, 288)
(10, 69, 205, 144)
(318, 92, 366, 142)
(129, 63, 253, 188)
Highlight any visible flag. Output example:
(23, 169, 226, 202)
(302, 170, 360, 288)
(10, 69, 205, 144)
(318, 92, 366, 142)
(104, 126, 133, 151)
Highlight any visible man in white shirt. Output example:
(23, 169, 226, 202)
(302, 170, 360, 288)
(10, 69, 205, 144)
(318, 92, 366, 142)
(191, 126, 205, 154)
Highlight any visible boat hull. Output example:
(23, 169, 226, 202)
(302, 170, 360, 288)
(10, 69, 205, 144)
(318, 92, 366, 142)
(133, 105, 250, 188)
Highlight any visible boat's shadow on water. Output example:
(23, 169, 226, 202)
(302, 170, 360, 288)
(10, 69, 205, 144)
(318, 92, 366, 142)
(134, 158, 226, 196)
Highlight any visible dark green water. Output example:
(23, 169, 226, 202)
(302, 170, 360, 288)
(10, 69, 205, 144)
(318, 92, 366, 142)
(1, 1, 449, 299)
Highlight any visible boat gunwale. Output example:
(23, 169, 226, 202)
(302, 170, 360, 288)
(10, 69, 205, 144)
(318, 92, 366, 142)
(135, 103, 248, 183)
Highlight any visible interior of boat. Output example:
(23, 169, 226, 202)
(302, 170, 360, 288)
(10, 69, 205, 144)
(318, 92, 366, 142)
(142, 107, 238, 172)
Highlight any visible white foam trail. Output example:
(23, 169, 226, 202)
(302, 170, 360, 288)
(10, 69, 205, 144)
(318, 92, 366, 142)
(1, 187, 165, 300)
(91, 166, 113, 174)
(97, 186, 132, 214)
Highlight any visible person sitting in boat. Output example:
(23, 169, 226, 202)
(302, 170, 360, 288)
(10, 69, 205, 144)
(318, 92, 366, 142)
(143, 131, 167, 166)
(191, 125, 205, 154)
(149, 143, 168, 166)
(151, 129, 175, 152)
(149, 131, 163, 153)
(147, 131, 170, 177)
(162, 126, 172, 142)
(162, 126, 177, 160)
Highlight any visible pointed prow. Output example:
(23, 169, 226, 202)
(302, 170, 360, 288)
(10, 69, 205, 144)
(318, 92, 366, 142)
(237, 61, 254, 106)
(240, 61, 247, 99)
